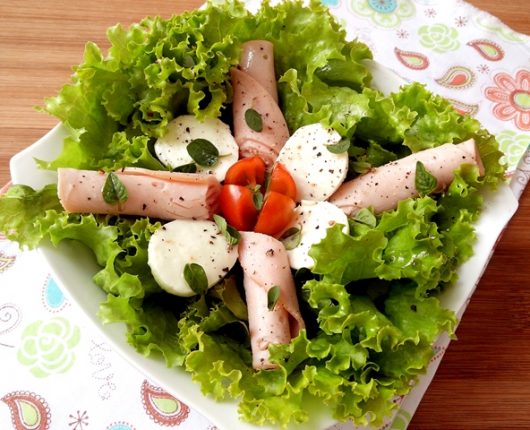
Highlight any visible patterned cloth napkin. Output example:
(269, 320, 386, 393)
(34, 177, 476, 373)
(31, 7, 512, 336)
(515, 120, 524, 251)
(0, 1, 528, 429)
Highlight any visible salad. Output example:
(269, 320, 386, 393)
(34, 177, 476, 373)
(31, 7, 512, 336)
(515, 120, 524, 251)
(0, 0, 506, 428)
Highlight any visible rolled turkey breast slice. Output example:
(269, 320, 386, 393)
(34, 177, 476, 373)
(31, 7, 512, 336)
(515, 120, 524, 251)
(239, 40, 278, 103)
(231, 67, 289, 168)
(329, 139, 485, 216)
(57, 167, 221, 220)
(238, 231, 305, 370)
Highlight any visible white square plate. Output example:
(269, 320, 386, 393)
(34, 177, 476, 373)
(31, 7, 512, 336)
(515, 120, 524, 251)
(9, 60, 519, 429)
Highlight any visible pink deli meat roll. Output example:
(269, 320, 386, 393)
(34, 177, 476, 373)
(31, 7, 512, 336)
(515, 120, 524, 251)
(239, 40, 278, 103)
(231, 67, 289, 168)
(329, 139, 485, 216)
(238, 231, 305, 370)
(57, 167, 221, 220)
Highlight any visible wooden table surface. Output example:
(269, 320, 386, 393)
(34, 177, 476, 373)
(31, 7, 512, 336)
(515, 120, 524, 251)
(0, 1, 528, 429)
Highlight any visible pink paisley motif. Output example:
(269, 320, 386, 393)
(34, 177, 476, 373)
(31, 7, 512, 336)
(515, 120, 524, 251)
(141, 380, 190, 426)
(485, 69, 530, 131)
(394, 47, 429, 70)
(435, 66, 475, 89)
(1, 391, 51, 430)
(446, 98, 479, 116)
(467, 39, 505, 61)
(430, 344, 447, 363)
(0, 251, 16, 273)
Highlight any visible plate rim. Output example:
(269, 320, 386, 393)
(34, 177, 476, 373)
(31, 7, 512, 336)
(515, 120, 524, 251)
(8, 61, 519, 429)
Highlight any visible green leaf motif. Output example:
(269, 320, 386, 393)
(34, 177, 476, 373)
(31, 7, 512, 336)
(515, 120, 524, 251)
(390, 408, 412, 430)
(102, 172, 128, 205)
(415, 161, 438, 196)
(418, 24, 460, 53)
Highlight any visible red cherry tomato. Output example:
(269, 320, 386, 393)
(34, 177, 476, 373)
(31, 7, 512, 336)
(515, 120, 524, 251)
(219, 185, 258, 231)
(254, 191, 296, 237)
(224, 156, 266, 187)
(219, 158, 297, 236)
(268, 163, 297, 201)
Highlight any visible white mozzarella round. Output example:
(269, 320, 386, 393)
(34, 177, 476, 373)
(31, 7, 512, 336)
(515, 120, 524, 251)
(276, 123, 348, 201)
(148, 219, 239, 297)
(285, 200, 349, 270)
(154, 115, 239, 181)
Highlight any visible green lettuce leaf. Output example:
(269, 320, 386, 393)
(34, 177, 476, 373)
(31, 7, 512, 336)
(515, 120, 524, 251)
(309, 224, 387, 285)
(0, 184, 62, 248)
(40, 2, 250, 171)
(355, 87, 417, 144)
(393, 83, 480, 152)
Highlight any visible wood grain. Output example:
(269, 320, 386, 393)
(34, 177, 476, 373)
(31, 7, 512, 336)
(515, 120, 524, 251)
(0, 1, 528, 429)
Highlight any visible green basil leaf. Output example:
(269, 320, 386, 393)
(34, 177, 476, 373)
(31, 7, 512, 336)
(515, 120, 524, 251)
(349, 160, 372, 174)
(347, 145, 365, 157)
(184, 263, 209, 295)
(252, 190, 264, 210)
(415, 161, 438, 196)
(211, 277, 248, 321)
(213, 214, 240, 246)
(173, 162, 197, 173)
(263, 173, 271, 192)
(102, 172, 128, 205)
(182, 54, 195, 68)
(187, 138, 219, 167)
(267, 285, 281, 311)
(280, 227, 302, 250)
(353, 208, 376, 228)
(326, 138, 350, 154)
(245, 108, 263, 132)
(366, 141, 397, 167)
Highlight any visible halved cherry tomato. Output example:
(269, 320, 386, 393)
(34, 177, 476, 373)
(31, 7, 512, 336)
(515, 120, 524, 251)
(254, 191, 296, 237)
(224, 156, 266, 187)
(268, 163, 297, 201)
(219, 185, 258, 231)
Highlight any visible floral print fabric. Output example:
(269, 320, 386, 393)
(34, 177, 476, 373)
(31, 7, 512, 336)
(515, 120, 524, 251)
(485, 69, 530, 131)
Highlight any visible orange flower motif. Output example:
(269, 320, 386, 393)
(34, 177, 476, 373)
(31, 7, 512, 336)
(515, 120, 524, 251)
(485, 69, 530, 131)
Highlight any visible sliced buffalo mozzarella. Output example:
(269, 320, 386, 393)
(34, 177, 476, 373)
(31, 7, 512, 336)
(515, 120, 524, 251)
(148, 219, 238, 297)
(276, 123, 348, 201)
(284, 200, 349, 270)
(154, 115, 239, 181)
